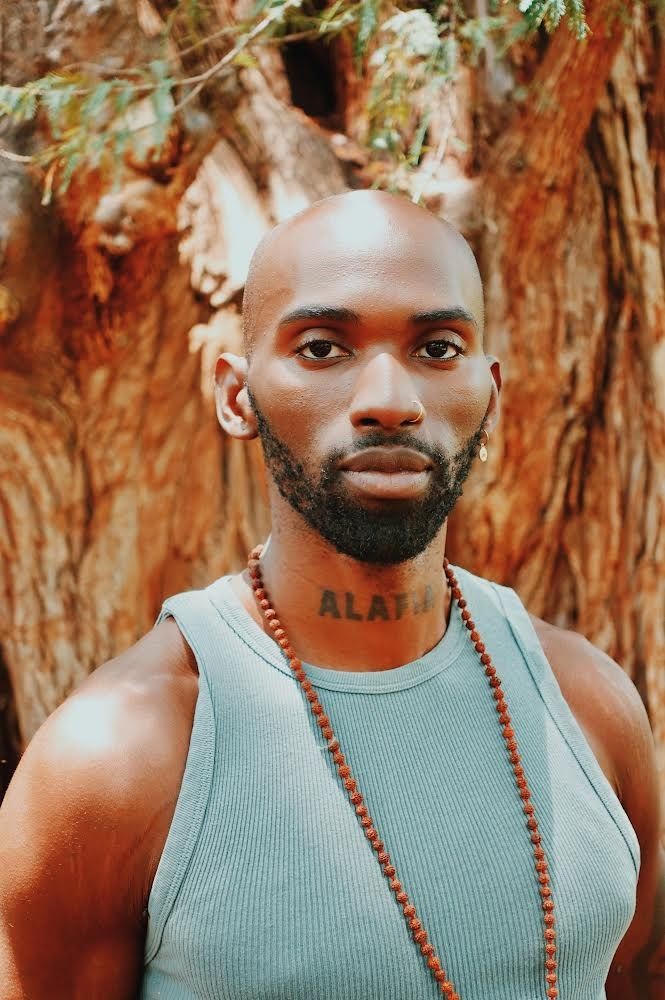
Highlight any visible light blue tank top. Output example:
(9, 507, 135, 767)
(140, 566, 639, 1000)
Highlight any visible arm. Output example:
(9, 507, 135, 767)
(533, 616, 664, 999)
(0, 620, 197, 1000)
(603, 669, 664, 999)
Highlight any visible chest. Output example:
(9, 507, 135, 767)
(143, 669, 637, 1000)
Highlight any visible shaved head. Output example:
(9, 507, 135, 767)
(242, 190, 484, 356)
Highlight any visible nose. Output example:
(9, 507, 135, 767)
(349, 352, 422, 430)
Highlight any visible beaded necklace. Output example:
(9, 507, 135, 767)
(247, 545, 558, 999)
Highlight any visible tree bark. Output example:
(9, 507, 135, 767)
(0, 0, 663, 802)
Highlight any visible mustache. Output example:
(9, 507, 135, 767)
(323, 431, 448, 472)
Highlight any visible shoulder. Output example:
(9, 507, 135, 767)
(529, 615, 658, 842)
(0, 618, 198, 917)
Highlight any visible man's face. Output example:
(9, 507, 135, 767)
(241, 195, 499, 565)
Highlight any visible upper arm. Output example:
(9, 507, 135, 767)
(0, 619, 196, 1000)
(604, 668, 664, 997)
(0, 694, 149, 999)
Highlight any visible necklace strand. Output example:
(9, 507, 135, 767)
(248, 546, 558, 999)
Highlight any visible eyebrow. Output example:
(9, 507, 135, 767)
(411, 307, 477, 329)
(277, 306, 360, 328)
(277, 305, 477, 329)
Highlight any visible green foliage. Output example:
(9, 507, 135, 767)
(355, 0, 380, 64)
(0, 0, 593, 196)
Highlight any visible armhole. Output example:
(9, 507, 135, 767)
(143, 596, 217, 964)
(492, 582, 641, 878)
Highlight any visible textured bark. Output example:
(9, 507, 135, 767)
(449, 9, 665, 788)
(0, 0, 663, 801)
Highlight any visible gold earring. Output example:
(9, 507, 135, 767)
(479, 429, 489, 462)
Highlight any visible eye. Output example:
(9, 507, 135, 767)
(413, 339, 463, 360)
(296, 339, 349, 361)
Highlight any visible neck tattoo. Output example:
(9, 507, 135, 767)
(319, 585, 436, 622)
(248, 545, 558, 999)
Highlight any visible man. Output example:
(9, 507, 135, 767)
(0, 190, 662, 999)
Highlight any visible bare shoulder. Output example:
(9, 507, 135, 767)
(0, 616, 198, 926)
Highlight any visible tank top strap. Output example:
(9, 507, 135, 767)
(460, 569, 640, 877)
(144, 588, 220, 963)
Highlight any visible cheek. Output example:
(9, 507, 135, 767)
(435, 361, 492, 436)
(253, 358, 348, 437)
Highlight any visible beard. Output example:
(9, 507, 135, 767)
(247, 388, 484, 566)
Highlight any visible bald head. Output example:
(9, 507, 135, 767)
(242, 190, 484, 356)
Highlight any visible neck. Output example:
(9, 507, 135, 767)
(240, 512, 452, 673)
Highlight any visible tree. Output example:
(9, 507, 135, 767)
(0, 0, 662, 801)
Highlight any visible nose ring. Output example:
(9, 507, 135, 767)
(405, 401, 425, 424)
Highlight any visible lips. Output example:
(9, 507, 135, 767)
(337, 447, 432, 501)
(338, 447, 432, 474)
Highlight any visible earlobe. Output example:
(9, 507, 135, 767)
(214, 353, 258, 440)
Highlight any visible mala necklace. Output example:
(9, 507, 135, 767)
(247, 545, 558, 999)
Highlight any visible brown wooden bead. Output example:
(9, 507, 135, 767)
(248, 541, 558, 1000)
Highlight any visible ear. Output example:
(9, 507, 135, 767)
(483, 355, 502, 436)
(214, 353, 258, 439)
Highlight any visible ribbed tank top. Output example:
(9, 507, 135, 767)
(140, 566, 639, 1000)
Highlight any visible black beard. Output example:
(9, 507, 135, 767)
(247, 388, 483, 566)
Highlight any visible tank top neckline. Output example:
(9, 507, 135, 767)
(209, 571, 467, 694)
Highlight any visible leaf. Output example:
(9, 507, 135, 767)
(113, 80, 136, 116)
(57, 151, 83, 194)
(232, 50, 259, 67)
(0, 84, 29, 117)
(150, 80, 174, 147)
(81, 81, 113, 125)
(41, 82, 78, 138)
(149, 59, 172, 84)
(407, 110, 430, 166)
(0, 84, 38, 122)
(354, 0, 379, 66)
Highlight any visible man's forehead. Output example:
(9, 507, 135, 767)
(243, 191, 484, 339)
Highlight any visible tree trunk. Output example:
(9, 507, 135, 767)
(0, 1, 663, 801)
